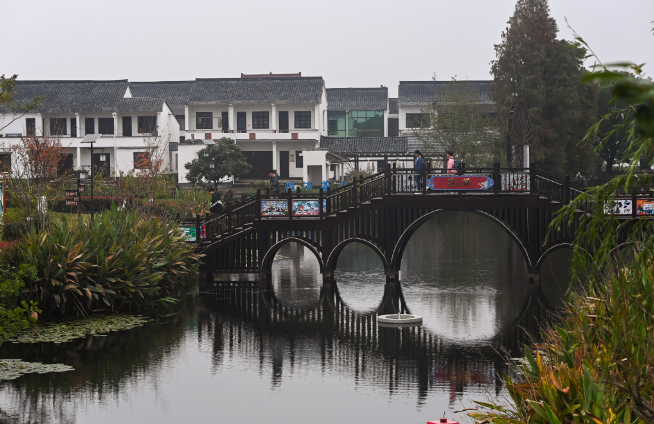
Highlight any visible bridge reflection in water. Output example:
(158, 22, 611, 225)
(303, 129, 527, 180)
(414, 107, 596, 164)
(201, 277, 554, 405)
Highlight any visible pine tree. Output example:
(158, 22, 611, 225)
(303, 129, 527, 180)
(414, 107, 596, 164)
(491, 0, 596, 175)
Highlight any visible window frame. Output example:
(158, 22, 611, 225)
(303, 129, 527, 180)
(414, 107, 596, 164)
(251, 111, 269, 129)
(98, 117, 114, 135)
(49, 118, 67, 136)
(294, 111, 311, 129)
(26, 118, 36, 136)
(406, 113, 430, 129)
(195, 112, 212, 130)
(137, 116, 157, 134)
(85, 118, 95, 135)
(133, 151, 151, 170)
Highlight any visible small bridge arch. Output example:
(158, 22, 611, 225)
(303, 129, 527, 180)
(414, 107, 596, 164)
(324, 238, 390, 275)
(260, 237, 325, 273)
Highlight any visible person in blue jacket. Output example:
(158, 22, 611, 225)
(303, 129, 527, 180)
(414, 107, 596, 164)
(414, 149, 424, 191)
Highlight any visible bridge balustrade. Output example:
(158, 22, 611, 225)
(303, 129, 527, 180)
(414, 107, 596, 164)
(187, 164, 610, 248)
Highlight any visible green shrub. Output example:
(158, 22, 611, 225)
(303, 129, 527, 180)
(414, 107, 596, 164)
(19, 207, 202, 316)
(0, 244, 38, 345)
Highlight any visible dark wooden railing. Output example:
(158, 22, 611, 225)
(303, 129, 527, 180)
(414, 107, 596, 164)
(184, 163, 611, 245)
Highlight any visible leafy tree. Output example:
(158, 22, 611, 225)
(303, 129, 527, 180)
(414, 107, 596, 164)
(415, 78, 502, 167)
(594, 75, 633, 173)
(184, 138, 251, 188)
(491, 0, 596, 175)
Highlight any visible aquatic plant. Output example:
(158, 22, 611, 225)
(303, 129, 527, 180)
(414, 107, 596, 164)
(8, 314, 151, 344)
(19, 207, 202, 316)
(0, 359, 74, 381)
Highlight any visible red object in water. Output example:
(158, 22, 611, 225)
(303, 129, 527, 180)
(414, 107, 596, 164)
(427, 420, 460, 424)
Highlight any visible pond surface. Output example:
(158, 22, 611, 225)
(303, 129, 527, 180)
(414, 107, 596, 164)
(0, 212, 570, 424)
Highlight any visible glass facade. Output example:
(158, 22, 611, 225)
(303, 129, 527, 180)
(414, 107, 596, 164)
(327, 110, 384, 137)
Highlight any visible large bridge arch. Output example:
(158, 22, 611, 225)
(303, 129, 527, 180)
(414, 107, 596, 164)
(389, 209, 533, 272)
(325, 238, 390, 275)
(260, 237, 325, 272)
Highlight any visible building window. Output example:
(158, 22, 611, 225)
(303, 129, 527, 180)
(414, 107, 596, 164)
(85, 118, 95, 135)
(70, 118, 77, 137)
(98, 118, 114, 135)
(196, 112, 212, 130)
(50, 118, 67, 136)
(0, 153, 11, 173)
(133, 151, 150, 169)
(294, 111, 311, 129)
(406, 113, 430, 128)
(138, 116, 156, 133)
(295, 151, 303, 168)
(252, 112, 269, 129)
(348, 110, 384, 137)
(26, 118, 36, 136)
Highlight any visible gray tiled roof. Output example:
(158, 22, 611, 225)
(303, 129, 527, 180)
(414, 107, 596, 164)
(326, 88, 388, 111)
(115, 97, 166, 112)
(189, 77, 324, 104)
(320, 136, 408, 155)
(0, 80, 130, 113)
(388, 98, 399, 114)
(398, 81, 494, 106)
(129, 81, 194, 109)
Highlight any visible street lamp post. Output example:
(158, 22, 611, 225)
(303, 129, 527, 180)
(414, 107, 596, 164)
(81, 134, 102, 222)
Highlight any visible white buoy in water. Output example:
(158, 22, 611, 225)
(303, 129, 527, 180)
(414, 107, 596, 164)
(377, 313, 422, 327)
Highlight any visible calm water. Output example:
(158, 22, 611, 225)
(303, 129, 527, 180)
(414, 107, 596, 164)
(0, 212, 571, 424)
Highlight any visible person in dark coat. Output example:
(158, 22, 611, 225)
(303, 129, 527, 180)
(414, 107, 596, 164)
(268, 170, 281, 195)
(414, 150, 424, 191)
(209, 188, 223, 213)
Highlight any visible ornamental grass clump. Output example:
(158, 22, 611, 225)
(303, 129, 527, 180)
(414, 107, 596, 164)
(19, 207, 201, 317)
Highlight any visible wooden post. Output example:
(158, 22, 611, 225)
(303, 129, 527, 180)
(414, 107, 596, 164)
(241, 193, 246, 201)
(632, 187, 638, 218)
(288, 187, 293, 220)
(564, 175, 570, 204)
(226, 202, 232, 232)
(195, 214, 201, 245)
(353, 177, 358, 207)
(493, 162, 500, 193)
(422, 161, 428, 195)
(529, 162, 536, 194)
(391, 163, 397, 194)
(359, 175, 364, 203)
(319, 188, 324, 219)
(256, 189, 261, 221)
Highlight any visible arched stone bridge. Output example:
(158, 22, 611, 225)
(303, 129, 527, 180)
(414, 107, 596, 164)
(188, 165, 628, 285)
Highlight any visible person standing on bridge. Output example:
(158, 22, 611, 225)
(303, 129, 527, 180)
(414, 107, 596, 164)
(414, 150, 424, 192)
(446, 151, 457, 174)
(209, 188, 223, 213)
(268, 170, 281, 196)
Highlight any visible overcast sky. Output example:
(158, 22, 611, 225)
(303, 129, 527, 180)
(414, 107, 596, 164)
(4, 0, 653, 97)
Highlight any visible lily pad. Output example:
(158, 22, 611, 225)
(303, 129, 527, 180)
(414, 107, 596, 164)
(0, 359, 74, 381)
(8, 315, 152, 344)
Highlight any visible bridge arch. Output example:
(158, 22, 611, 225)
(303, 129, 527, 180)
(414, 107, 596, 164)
(260, 237, 325, 272)
(389, 209, 532, 272)
(325, 238, 390, 275)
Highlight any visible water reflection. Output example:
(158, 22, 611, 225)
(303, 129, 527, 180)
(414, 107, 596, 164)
(0, 212, 565, 424)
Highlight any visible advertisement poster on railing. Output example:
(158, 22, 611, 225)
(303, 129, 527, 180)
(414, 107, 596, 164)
(292, 200, 327, 216)
(637, 199, 654, 215)
(179, 225, 206, 241)
(261, 200, 289, 216)
(180, 227, 197, 242)
(604, 199, 632, 215)
(501, 173, 530, 191)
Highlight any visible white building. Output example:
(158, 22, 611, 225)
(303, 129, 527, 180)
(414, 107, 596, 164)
(0, 80, 179, 176)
